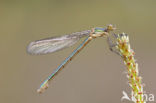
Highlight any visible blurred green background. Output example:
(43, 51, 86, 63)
(0, 0, 156, 103)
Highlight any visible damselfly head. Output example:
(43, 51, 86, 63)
(106, 24, 116, 32)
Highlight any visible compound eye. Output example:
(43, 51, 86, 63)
(107, 24, 116, 31)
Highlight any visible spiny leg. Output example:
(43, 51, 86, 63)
(107, 33, 121, 56)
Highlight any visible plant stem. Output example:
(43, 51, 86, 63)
(116, 33, 145, 103)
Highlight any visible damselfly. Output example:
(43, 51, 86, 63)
(27, 24, 116, 93)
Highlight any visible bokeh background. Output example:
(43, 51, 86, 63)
(1, 0, 156, 103)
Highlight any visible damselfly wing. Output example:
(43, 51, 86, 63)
(27, 30, 91, 55)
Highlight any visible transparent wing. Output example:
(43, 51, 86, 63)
(27, 30, 91, 55)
